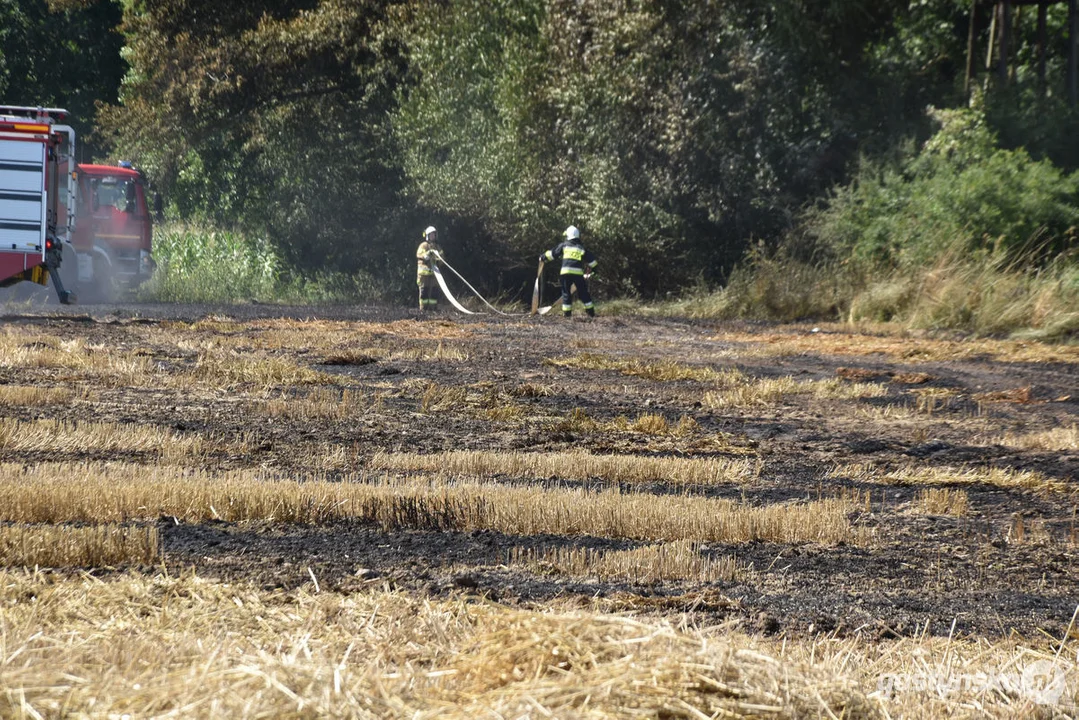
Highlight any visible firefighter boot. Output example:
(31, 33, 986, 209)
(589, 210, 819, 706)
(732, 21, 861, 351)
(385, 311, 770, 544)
(586, 308, 595, 317)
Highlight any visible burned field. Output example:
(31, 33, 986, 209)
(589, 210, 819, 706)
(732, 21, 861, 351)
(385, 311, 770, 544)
(1, 305, 1077, 717)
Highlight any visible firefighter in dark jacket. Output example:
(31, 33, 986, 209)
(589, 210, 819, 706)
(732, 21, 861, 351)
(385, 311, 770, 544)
(416, 225, 442, 311)
(541, 225, 597, 317)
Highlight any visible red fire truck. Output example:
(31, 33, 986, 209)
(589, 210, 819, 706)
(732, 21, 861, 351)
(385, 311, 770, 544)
(71, 162, 155, 301)
(0, 105, 155, 304)
(0, 105, 77, 303)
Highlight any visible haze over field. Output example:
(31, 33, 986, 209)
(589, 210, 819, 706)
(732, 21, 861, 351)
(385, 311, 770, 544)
(2, 1, 1077, 332)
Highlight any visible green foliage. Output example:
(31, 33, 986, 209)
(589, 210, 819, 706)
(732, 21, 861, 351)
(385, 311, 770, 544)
(393, 0, 906, 294)
(806, 107, 1079, 271)
(141, 223, 396, 305)
(273, 269, 394, 306)
(0, 0, 126, 155)
(99, 0, 417, 286)
(138, 224, 279, 303)
(6, 0, 1077, 334)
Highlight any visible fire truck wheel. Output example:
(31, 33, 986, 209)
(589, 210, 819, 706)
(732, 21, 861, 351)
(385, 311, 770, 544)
(89, 257, 117, 304)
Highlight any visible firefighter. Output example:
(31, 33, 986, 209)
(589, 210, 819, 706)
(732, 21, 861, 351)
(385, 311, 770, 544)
(541, 225, 597, 317)
(416, 225, 442, 311)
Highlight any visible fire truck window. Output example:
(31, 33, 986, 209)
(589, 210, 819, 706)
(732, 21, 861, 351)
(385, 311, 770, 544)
(125, 183, 138, 215)
(77, 182, 89, 214)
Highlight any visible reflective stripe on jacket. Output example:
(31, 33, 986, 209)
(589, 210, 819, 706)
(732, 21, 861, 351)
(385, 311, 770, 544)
(544, 241, 597, 276)
(417, 241, 441, 276)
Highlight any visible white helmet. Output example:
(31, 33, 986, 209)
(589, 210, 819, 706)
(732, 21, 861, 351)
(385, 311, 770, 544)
(424, 225, 437, 239)
(563, 225, 580, 241)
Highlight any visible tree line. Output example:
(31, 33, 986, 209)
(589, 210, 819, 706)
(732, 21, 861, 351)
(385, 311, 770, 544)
(3, 0, 1077, 302)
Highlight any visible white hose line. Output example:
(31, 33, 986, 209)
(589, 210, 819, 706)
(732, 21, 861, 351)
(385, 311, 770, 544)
(432, 252, 513, 316)
(431, 267, 477, 314)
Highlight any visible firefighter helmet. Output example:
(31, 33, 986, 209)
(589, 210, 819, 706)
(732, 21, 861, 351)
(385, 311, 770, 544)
(424, 226, 437, 240)
(564, 225, 580, 241)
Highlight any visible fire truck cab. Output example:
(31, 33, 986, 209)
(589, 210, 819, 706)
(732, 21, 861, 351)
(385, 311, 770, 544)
(72, 162, 155, 299)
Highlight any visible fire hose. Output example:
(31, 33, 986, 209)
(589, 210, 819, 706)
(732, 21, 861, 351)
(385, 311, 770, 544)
(429, 251, 583, 317)
(430, 251, 514, 316)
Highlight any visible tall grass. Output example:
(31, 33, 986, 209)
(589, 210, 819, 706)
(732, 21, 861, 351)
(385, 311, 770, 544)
(369, 449, 756, 487)
(648, 252, 1079, 339)
(141, 223, 400, 304)
(849, 253, 1079, 339)
(640, 107, 1079, 338)
(139, 223, 280, 303)
(508, 540, 747, 583)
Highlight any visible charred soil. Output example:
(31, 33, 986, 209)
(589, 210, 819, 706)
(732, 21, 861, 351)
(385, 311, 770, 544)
(3, 303, 1077, 641)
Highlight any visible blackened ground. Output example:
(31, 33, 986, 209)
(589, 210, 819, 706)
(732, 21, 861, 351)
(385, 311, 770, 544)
(6, 301, 1078, 641)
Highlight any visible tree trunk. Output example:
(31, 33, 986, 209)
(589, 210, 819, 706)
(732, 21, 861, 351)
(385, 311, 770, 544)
(966, 0, 979, 97)
(998, 0, 1011, 84)
(1037, 1, 1048, 98)
(1070, 0, 1078, 105)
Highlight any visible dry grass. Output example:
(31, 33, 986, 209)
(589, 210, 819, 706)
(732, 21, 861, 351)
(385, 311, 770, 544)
(319, 348, 387, 366)
(508, 540, 747, 583)
(0, 384, 84, 406)
(481, 401, 526, 422)
(915, 488, 970, 517)
(993, 424, 1079, 452)
(710, 327, 1079, 365)
(161, 317, 475, 348)
(973, 386, 1035, 405)
(391, 340, 471, 362)
(0, 333, 153, 386)
(420, 381, 468, 413)
(0, 571, 865, 719)
(891, 371, 935, 384)
(544, 352, 742, 384)
(627, 412, 674, 435)
(0, 418, 204, 461)
(0, 570, 1072, 719)
(704, 376, 889, 409)
(406, 382, 528, 421)
(508, 382, 554, 398)
(187, 353, 337, 389)
(831, 463, 1070, 496)
(258, 387, 372, 421)
(545, 410, 749, 449)
(1005, 514, 1055, 545)
(911, 387, 961, 415)
(368, 449, 758, 487)
(853, 405, 988, 434)
(0, 463, 862, 545)
(0, 524, 159, 567)
(548, 407, 603, 433)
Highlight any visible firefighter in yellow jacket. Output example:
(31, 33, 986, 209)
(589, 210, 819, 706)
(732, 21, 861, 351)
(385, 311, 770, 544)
(542, 225, 597, 317)
(416, 225, 442, 311)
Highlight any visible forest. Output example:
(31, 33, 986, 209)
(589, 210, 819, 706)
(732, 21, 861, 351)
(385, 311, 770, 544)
(2, 0, 1077, 333)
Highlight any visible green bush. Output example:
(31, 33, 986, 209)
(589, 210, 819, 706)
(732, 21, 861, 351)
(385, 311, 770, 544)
(137, 224, 280, 303)
(140, 223, 402, 305)
(807, 107, 1079, 271)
